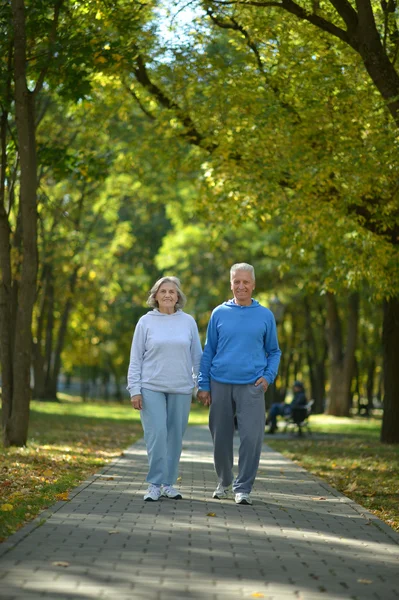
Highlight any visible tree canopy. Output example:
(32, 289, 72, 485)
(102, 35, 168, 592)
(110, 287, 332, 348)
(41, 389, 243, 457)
(0, 0, 398, 445)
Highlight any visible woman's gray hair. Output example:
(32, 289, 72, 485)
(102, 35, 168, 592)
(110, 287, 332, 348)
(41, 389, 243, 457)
(230, 263, 255, 281)
(147, 276, 187, 310)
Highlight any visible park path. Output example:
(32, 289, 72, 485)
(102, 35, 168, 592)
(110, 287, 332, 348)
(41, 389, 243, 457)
(0, 425, 398, 600)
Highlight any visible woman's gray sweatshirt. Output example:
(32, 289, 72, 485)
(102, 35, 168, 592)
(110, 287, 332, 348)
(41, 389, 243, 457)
(127, 309, 203, 397)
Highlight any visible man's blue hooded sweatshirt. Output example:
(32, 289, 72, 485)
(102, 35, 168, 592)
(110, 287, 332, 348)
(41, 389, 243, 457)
(198, 299, 281, 391)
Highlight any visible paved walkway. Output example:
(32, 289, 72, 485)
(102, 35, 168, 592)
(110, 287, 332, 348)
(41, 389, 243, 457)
(0, 426, 398, 600)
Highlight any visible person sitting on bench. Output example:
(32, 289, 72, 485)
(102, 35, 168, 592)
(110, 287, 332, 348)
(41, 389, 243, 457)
(266, 381, 307, 434)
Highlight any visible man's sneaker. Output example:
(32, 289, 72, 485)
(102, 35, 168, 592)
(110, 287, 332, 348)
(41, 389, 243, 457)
(212, 483, 230, 499)
(162, 485, 182, 499)
(144, 484, 162, 502)
(235, 492, 252, 505)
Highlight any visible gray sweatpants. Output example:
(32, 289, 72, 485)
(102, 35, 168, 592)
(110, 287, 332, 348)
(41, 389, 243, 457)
(209, 379, 266, 494)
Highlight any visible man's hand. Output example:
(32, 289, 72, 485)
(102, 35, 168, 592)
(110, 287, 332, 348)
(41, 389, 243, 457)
(131, 394, 143, 410)
(255, 377, 269, 392)
(197, 390, 211, 406)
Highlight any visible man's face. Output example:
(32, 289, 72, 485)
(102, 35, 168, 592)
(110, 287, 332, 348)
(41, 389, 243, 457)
(231, 270, 255, 306)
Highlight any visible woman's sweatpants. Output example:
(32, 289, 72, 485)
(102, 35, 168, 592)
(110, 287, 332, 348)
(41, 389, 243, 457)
(141, 388, 192, 486)
(209, 380, 265, 494)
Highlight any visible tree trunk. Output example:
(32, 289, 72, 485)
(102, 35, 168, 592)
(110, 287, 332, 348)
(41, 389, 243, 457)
(304, 296, 326, 413)
(3, 0, 38, 446)
(0, 50, 14, 443)
(366, 358, 375, 408)
(33, 264, 51, 398)
(325, 292, 347, 415)
(353, 1, 399, 127)
(343, 292, 359, 407)
(0, 195, 13, 442)
(45, 267, 79, 398)
(381, 296, 399, 443)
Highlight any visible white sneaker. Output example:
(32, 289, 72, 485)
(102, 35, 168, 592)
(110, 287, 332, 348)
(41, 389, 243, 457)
(213, 483, 230, 499)
(235, 492, 252, 505)
(144, 484, 162, 502)
(162, 485, 182, 499)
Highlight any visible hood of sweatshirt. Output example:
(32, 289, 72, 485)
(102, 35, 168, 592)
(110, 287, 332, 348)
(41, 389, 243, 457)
(147, 309, 184, 316)
(224, 299, 260, 308)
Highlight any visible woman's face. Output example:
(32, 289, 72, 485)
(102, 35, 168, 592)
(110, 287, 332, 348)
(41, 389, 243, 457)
(155, 282, 179, 313)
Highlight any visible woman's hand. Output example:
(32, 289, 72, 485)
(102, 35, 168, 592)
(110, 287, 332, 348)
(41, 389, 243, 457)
(131, 394, 143, 410)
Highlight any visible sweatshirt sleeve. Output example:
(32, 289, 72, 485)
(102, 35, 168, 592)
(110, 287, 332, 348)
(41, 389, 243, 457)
(190, 319, 203, 386)
(263, 314, 282, 385)
(197, 311, 218, 391)
(126, 319, 146, 397)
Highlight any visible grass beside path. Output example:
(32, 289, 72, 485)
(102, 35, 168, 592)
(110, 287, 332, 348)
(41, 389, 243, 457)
(267, 415, 399, 532)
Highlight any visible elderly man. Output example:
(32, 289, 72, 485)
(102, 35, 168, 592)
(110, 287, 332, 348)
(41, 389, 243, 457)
(197, 263, 281, 505)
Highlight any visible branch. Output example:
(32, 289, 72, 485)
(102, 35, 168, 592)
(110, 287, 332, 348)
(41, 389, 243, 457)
(327, 0, 358, 33)
(207, 8, 301, 119)
(207, 0, 354, 47)
(132, 54, 218, 152)
(33, 0, 64, 99)
(124, 82, 156, 120)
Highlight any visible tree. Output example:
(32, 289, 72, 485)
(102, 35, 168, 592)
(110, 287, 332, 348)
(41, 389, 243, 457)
(0, 1, 64, 446)
(0, 0, 155, 445)
(193, 2, 399, 441)
(118, 1, 399, 441)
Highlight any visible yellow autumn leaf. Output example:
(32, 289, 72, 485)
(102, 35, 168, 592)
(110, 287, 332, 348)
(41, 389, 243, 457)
(55, 492, 69, 501)
(251, 594, 265, 598)
(1, 504, 14, 512)
(42, 469, 53, 478)
(206, 512, 216, 517)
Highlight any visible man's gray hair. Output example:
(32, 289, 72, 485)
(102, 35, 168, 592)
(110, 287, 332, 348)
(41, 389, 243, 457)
(147, 276, 187, 309)
(230, 263, 255, 281)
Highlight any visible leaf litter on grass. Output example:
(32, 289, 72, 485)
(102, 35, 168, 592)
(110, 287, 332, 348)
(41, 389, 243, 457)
(1, 401, 143, 541)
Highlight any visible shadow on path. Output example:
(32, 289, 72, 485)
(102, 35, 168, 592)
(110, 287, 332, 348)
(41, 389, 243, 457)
(0, 426, 398, 600)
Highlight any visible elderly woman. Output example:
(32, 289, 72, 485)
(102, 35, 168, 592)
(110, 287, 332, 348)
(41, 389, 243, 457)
(127, 276, 202, 501)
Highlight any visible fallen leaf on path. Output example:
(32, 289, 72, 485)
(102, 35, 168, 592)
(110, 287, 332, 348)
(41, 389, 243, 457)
(206, 512, 216, 517)
(357, 579, 373, 584)
(251, 593, 265, 598)
(176, 477, 182, 481)
(312, 497, 327, 501)
(52, 561, 70, 567)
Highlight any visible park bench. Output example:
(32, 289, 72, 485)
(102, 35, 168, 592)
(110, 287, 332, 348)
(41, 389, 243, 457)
(283, 400, 314, 436)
